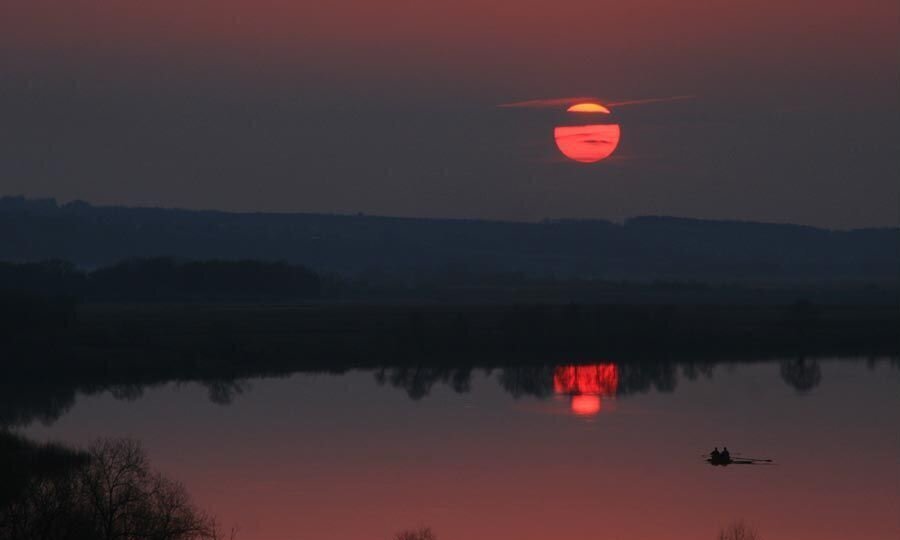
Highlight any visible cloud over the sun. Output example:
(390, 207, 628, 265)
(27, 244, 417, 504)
(499, 95, 695, 109)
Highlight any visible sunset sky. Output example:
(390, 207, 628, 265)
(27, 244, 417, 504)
(2, 0, 897, 227)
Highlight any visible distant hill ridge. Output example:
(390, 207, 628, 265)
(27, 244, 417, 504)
(1, 196, 897, 281)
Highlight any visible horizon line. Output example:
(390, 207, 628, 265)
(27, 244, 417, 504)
(0, 194, 891, 232)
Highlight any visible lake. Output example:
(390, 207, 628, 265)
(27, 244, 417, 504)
(16, 357, 900, 540)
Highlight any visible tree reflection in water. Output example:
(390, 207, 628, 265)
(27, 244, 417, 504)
(779, 357, 822, 393)
(374, 367, 473, 400)
(2, 356, 893, 429)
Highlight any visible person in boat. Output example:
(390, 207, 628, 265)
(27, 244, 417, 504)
(721, 447, 731, 462)
(710, 447, 721, 462)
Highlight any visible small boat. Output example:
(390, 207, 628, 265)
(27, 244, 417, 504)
(706, 457, 754, 466)
(705, 453, 773, 466)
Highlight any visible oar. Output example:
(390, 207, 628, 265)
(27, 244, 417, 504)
(733, 455, 773, 462)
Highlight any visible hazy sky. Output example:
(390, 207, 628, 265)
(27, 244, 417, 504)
(2, 0, 897, 228)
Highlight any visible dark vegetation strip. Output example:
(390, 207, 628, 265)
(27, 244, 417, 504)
(0, 258, 321, 302)
(1, 257, 898, 305)
(3, 299, 897, 368)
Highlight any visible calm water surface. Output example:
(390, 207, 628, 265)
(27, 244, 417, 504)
(20, 359, 900, 540)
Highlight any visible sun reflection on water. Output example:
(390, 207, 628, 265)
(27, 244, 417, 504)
(553, 363, 619, 416)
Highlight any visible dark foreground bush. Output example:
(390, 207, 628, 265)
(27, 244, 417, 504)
(0, 434, 223, 540)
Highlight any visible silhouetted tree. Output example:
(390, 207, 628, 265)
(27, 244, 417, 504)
(717, 520, 760, 540)
(0, 437, 220, 540)
(394, 527, 437, 540)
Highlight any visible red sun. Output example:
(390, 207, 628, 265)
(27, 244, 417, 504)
(554, 124, 621, 163)
(567, 102, 611, 114)
(554, 101, 620, 163)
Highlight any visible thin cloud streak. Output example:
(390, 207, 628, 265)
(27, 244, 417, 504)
(499, 95, 695, 109)
(606, 95, 696, 107)
(498, 97, 598, 108)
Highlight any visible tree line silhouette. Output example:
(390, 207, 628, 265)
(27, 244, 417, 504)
(3, 196, 898, 284)
(0, 258, 321, 302)
(6, 256, 897, 307)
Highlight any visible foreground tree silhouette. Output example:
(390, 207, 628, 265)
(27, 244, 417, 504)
(81, 439, 217, 540)
(0, 437, 220, 540)
(717, 520, 760, 540)
(394, 527, 437, 540)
